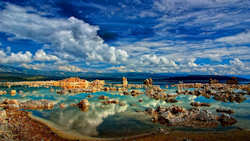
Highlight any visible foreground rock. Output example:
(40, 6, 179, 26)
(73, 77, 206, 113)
(145, 105, 237, 128)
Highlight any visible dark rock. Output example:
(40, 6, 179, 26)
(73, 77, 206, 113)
(216, 108, 234, 114)
(165, 98, 178, 103)
(218, 114, 237, 126)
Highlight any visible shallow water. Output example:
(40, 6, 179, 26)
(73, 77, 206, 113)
(0, 84, 250, 138)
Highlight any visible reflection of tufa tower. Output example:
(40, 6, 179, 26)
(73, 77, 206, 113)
(122, 77, 128, 88)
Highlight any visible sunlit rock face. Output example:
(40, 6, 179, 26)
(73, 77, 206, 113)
(58, 77, 89, 89)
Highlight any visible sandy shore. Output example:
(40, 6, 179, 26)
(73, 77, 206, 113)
(4, 109, 68, 141)
(3, 109, 250, 141)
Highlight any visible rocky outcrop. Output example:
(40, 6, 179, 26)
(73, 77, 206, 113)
(1, 99, 20, 110)
(175, 83, 248, 104)
(144, 78, 153, 87)
(20, 100, 54, 110)
(146, 86, 167, 100)
(146, 105, 237, 128)
(1, 99, 54, 110)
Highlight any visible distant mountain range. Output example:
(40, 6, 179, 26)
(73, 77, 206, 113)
(0, 64, 249, 82)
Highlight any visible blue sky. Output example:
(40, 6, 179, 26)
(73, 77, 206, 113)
(0, 0, 249, 75)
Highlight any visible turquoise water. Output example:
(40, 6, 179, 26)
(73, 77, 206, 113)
(0, 85, 250, 137)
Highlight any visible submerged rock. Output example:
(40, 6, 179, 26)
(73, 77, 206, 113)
(77, 99, 90, 112)
(87, 94, 94, 98)
(190, 102, 211, 107)
(59, 103, 66, 109)
(18, 90, 24, 95)
(98, 95, 109, 100)
(101, 99, 119, 105)
(50, 88, 54, 92)
(123, 91, 129, 95)
(56, 89, 68, 95)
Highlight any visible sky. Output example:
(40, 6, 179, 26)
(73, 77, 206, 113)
(0, 0, 249, 76)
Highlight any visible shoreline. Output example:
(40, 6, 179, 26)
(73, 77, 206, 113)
(28, 112, 158, 141)
(3, 109, 250, 141)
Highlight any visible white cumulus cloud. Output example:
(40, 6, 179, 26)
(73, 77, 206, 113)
(0, 3, 128, 65)
(34, 49, 59, 62)
(0, 49, 32, 64)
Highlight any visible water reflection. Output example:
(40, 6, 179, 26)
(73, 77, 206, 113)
(0, 86, 250, 137)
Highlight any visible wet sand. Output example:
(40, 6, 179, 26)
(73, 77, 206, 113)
(4, 109, 250, 141)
